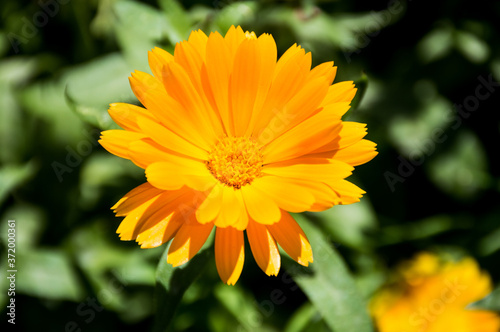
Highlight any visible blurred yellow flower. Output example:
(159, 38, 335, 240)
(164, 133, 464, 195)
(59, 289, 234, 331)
(99, 25, 377, 284)
(370, 252, 500, 332)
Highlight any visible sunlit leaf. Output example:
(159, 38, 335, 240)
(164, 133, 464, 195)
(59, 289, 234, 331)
(153, 239, 213, 332)
(0, 161, 38, 205)
(284, 214, 374, 332)
(17, 249, 83, 301)
(310, 197, 376, 250)
(469, 286, 500, 312)
(214, 284, 275, 332)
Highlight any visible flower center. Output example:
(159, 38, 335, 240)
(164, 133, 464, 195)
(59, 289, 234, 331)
(206, 136, 263, 189)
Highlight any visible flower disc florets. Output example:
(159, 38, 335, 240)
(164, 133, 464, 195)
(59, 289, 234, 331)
(206, 136, 263, 189)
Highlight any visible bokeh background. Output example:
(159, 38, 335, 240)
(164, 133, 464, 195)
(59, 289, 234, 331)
(1, 0, 500, 331)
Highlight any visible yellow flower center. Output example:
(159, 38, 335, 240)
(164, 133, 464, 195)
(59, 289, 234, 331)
(206, 136, 263, 189)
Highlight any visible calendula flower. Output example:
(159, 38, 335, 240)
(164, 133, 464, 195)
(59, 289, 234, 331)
(99, 25, 377, 285)
(370, 252, 500, 332)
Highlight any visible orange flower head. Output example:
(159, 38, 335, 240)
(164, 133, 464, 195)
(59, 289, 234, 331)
(99, 25, 377, 284)
(370, 252, 500, 332)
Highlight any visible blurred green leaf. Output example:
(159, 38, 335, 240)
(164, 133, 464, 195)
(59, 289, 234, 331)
(0, 161, 38, 205)
(417, 26, 453, 63)
(348, 72, 368, 115)
(17, 249, 83, 301)
(214, 284, 275, 332)
(284, 302, 328, 332)
(65, 87, 117, 130)
(311, 197, 376, 250)
(153, 240, 213, 332)
(213, 1, 258, 32)
(114, 0, 169, 70)
(427, 130, 490, 199)
(285, 214, 374, 332)
(469, 286, 500, 312)
(455, 30, 490, 64)
(378, 215, 466, 246)
(0, 204, 45, 249)
(158, 0, 192, 44)
(478, 225, 500, 256)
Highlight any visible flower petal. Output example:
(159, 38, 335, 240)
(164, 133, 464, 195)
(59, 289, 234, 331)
(250, 176, 315, 213)
(148, 47, 174, 80)
(137, 116, 208, 160)
(205, 31, 233, 134)
(247, 220, 280, 276)
(112, 182, 163, 216)
(196, 183, 223, 224)
(263, 158, 353, 182)
(240, 184, 281, 224)
(262, 112, 343, 164)
(146, 159, 215, 191)
(215, 226, 245, 285)
(129, 70, 213, 150)
(267, 212, 313, 266)
(108, 103, 156, 132)
(99, 130, 147, 160)
(167, 217, 214, 267)
(231, 38, 261, 136)
(213, 186, 247, 229)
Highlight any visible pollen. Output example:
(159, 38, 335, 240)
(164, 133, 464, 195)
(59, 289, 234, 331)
(206, 136, 263, 189)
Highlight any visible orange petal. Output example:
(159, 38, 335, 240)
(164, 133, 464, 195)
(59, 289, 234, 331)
(162, 61, 223, 141)
(112, 182, 163, 216)
(261, 112, 343, 164)
(215, 226, 245, 285)
(263, 158, 353, 182)
(247, 220, 280, 276)
(99, 130, 147, 160)
(320, 81, 357, 107)
(136, 213, 182, 249)
(255, 76, 330, 146)
(148, 47, 174, 81)
(213, 186, 245, 228)
(196, 183, 223, 224)
(267, 212, 313, 266)
(310, 122, 368, 155)
(146, 159, 215, 191)
(240, 184, 281, 225)
(230, 38, 261, 136)
(250, 176, 315, 213)
(137, 116, 208, 160)
(244, 33, 277, 136)
(167, 218, 214, 267)
(107, 103, 156, 132)
(307, 61, 337, 85)
(330, 139, 378, 166)
(205, 31, 233, 134)
(129, 71, 212, 150)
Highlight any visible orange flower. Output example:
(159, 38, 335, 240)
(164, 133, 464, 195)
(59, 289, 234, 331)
(99, 26, 377, 284)
(370, 252, 500, 332)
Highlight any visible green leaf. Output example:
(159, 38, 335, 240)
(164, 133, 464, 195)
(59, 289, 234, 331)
(214, 284, 275, 332)
(17, 249, 84, 301)
(310, 197, 376, 250)
(153, 242, 213, 332)
(65, 87, 118, 130)
(158, 0, 192, 44)
(468, 286, 500, 312)
(284, 214, 374, 332)
(455, 30, 490, 64)
(113, 0, 169, 70)
(284, 302, 328, 332)
(0, 161, 38, 205)
(348, 72, 369, 114)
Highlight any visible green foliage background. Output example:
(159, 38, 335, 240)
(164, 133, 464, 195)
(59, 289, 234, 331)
(1, 0, 500, 331)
